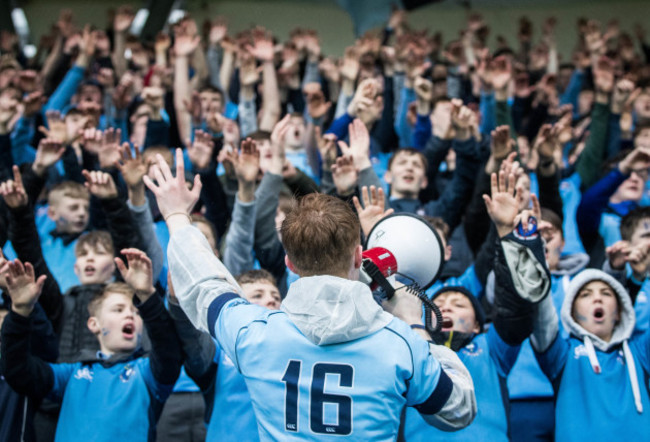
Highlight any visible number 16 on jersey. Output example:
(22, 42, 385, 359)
(282, 360, 354, 435)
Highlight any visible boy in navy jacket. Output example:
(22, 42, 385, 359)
(0, 249, 182, 442)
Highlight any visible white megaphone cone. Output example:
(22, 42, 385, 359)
(361, 213, 445, 291)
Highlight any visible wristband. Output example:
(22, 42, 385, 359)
(164, 212, 192, 223)
(410, 324, 427, 330)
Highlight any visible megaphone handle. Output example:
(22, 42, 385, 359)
(362, 259, 396, 299)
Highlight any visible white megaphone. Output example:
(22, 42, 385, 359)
(360, 213, 445, 292)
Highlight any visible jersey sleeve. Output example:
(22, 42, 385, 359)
(534, 334, 570, 383)
(208, 296, 269, 371)
(47, 362, 77, 402)
(486, 326, 522, 376)
(398, 326, 447, 408)
(138, 358, 175, 403)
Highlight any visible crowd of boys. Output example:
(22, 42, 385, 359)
(1, 5, 650, 441)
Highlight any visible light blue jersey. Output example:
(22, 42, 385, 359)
(207, 343, 259, 441)
(208, 296, 449, 441)
(49, 358, 173, 442)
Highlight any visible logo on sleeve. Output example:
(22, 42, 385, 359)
(74, 367, 94, 382)
(460, 342, 482, 357)
(573, 345, 591, 360)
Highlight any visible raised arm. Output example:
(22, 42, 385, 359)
(117, 144, 164, 280)
(483, 172, 551, 345)
(247, 29, 281, 132)
(144, 148, 242, 333)
(112, 6, 134, 79)
(222, 138, 259, 276)
(115, 249, 181, 386)
(173, 29, 201, 144)
(0, 259, 55, 399)
(1, 166, 63, 331)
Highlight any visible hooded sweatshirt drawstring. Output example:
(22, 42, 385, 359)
(623, 340, 644, 414)
(562, 270, 643, 416)
(583, 336, 643, 413)
(583, 336, 601, 374)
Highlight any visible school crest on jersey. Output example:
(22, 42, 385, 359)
(461, 342, 482, 357)
(120, 364, 135, 382)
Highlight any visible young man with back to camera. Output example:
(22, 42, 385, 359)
(145, 147, 476, 441)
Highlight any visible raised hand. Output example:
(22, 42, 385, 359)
(593, 56, 615, 95)
(22, 90, 46, 118)
(618, 146, 650, 175)
(331, 155, 358, 196)
(83, 127, 122, 169)
(143, 148, 202, 229)
(173, 29, 200, 57)
(32, 138, 65, 177)
(627, 239, 650, 280)
(77, 25, 98, 64)
(304, 83, 332, 120)
(115, 248, 155, 301)
(346, 78, 376, 118)
(414, 76, 433, 103)
(187, 130, 215, 171)
(209, 17, 228, 46)
(491, 55, 512, 92)
(490, 125, 515, 161)
(314, 126, 337, 170)
(451, 99, 478, 140)
(37, 110, 68, 143)
(246, 28, 274, 62)
(340, 47, 360, 82)
(239, 50, 260, 87)
(0, 92, 19, 134)
(116, 143, 147, 189)
(221, 116, 241, 148)
(0, 249, 8, 289)
(82, 169, 118, 199)
(233, 138, 261, 184)
(353, 185, 394, 237)
(142, 86, 165, 115)
(431, 100, 455, 140)
(319, 57, 340, 83)
(5, 260, 47, 317)
(0, 166, 28, 209)
(606, 240, 631, 270)
(337, 118, 371, 170)
(304, 31, 321, 61)
(268, 115, 290, 175)
(533, 124, 561, 161)
(113, 5, 135, 33)
(483, 170, 519, 238)
(611, 78, 636, 114)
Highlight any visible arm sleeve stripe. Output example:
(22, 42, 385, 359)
(414, 368, 453, 415)
(207, 293, 240, 338)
